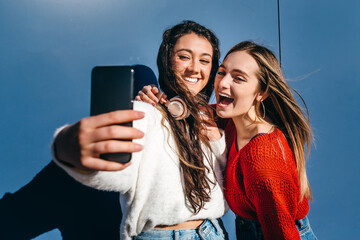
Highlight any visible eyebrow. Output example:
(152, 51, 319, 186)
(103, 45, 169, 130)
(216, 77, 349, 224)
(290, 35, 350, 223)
(219, 64, 249, 77)
(175, 49, 212, 58)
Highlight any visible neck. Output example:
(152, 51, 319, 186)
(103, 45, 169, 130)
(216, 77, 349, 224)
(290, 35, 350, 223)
(232, 114, 273, 150)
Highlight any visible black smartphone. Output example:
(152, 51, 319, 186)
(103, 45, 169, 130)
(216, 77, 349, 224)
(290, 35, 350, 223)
(90, 66, 135, 163)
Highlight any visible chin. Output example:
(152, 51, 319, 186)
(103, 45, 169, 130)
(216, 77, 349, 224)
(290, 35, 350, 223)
(216, 108, 228, 118)
(186, 86, 202, 95)
(217, 107, 239, 119)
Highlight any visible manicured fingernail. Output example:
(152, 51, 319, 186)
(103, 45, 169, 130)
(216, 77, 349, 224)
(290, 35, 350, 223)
(135, 144, 143, 151)
(138, 131, 144, 137)
(136, 111, 145, 117)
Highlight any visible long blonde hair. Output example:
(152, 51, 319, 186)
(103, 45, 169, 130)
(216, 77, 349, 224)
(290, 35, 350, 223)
(225, 41, 313, 201)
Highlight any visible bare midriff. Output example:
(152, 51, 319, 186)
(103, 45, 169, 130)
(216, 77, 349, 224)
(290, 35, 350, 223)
(154, 220, 204, 230)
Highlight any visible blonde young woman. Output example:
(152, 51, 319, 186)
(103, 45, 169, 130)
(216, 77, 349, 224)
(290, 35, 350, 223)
(215, 41, 317, 240)
(140, 41, 318, 240)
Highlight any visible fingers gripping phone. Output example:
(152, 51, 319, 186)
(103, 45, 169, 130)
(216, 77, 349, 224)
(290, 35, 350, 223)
(90, 66, 135, 163)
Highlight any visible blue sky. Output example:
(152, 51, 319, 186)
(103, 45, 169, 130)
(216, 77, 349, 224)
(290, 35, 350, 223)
(0, 0, 359, 239)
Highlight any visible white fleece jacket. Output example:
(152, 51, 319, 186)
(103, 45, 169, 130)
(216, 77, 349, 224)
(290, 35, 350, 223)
(53, 101, 228, 240)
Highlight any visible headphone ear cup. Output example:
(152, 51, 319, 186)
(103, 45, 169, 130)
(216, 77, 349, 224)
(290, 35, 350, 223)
(167, 97, 190, 120)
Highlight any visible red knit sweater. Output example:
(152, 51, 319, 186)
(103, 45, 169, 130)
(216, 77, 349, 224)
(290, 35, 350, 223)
(223, 120, 309, 240)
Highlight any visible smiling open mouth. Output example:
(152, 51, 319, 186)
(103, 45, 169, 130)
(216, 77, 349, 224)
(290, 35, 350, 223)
(184, 77, 198, 83)
(219, 93, 234, 105)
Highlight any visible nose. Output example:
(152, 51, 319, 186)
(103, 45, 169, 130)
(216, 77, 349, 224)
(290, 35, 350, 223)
(188, 59, 200, 74)
(218, 73, 232, 89)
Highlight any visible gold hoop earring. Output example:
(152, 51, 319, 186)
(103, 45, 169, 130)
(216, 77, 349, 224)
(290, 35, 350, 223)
(261, 101, 266, 119)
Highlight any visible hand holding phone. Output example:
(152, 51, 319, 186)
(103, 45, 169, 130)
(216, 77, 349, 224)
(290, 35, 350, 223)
(54, 109, 145, 171)
(91, 66, 135, 163)
(54, 65, 158, 171)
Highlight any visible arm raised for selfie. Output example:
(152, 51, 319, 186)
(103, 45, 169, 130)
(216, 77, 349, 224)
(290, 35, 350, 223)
(53, 109, 145, 172)
(53, 102, 161, 194)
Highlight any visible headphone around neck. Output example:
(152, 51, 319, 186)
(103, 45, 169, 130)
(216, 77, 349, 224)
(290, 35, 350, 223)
(165, 96, 190, 120)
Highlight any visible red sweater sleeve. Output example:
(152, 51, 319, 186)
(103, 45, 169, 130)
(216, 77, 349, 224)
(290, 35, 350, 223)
(242, 138, 301, 240)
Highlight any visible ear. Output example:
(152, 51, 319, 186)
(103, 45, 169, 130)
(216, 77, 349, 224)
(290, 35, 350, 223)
(256, 91, 269, 102)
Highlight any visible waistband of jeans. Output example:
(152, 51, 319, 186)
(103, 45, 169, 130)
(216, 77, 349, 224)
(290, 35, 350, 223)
(236, 215, 309, 228)
(295, 216, 309, 228)
(198, 219, 222, 235)
(139, 219, 220, 237)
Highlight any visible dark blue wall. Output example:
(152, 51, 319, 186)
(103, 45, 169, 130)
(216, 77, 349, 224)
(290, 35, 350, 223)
(0, 0, 358, 239)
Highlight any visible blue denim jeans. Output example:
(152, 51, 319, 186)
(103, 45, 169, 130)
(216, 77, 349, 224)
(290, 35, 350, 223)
(235, 215, 317, 240)
(133, 219, 228, 240)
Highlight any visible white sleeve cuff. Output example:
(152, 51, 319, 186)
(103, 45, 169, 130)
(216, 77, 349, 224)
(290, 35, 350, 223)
(51, 124, 69, 164)
(209, 130, 227, 171)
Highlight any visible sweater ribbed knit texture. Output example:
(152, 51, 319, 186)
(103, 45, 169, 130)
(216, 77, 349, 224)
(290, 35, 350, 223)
(224, 120, 309, 240)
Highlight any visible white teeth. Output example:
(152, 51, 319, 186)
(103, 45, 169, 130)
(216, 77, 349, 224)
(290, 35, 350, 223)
(184, 77, 198, 83)
(219, 93, 233, 99)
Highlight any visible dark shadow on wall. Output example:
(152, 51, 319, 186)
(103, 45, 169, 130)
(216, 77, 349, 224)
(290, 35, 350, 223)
(0, 65, 158, 240)
(0, 161, 122, 240)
